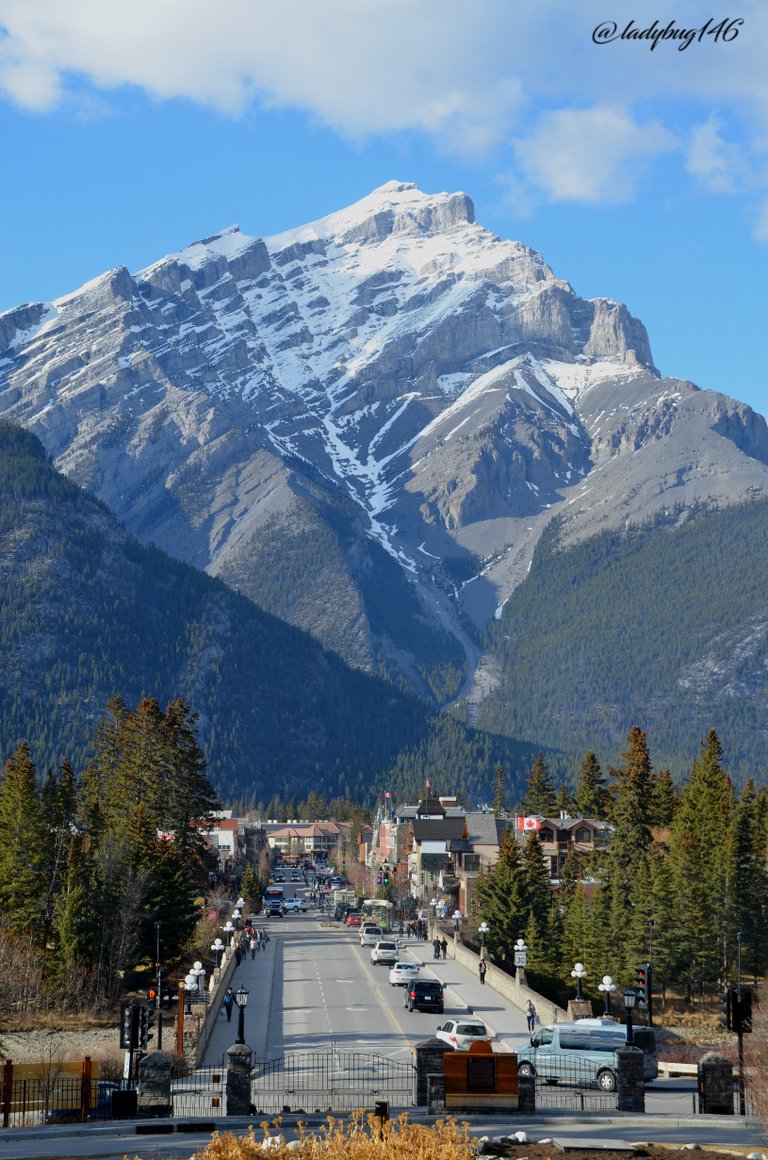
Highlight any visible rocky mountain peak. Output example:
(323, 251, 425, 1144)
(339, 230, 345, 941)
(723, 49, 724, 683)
(1, 183, 767, 703)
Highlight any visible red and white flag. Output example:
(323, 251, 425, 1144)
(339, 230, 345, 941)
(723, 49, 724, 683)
(385, 791, 391, 798)
(516, 816, 542, 831)
(425, 778, 431, 790)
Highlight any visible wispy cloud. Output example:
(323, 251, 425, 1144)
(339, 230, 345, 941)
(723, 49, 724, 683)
(514, 107, 676, 204)
(1, 0, 768, 218)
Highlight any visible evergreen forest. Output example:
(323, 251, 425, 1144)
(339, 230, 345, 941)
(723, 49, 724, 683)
(479, 501, 768, 784)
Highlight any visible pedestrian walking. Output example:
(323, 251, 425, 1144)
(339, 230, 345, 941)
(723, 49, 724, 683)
(222, 987, 235, 1022)
(234, 943, 242, 966)
(433, 937, 441, 960)
(440, 937, 448, 960)
(250, 935, 257, 960)
(478, 959, 487, 985)
(526, 999, 537, 1032)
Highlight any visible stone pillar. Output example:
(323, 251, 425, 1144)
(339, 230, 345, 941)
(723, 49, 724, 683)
(518, 1071, 535, 1114)
(697, 1052, 734, 1114)
(426, 1072, 445, 1113)
(136, 1051, 172, 1118)
(616, 1045, 645, 1112)
(226, 1042, 253, 1116)
(414, 1037, 452, 1107)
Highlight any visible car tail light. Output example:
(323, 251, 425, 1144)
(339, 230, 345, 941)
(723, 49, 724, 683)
(449, 1036, 457, 1044)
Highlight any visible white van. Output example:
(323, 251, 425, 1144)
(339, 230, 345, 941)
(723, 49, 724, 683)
(516, 1020, 656, 1090)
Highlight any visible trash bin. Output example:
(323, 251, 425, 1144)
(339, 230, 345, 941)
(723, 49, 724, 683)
(111, 1088, 138, 1119)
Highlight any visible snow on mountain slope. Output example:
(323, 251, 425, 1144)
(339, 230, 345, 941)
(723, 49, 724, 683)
(1, 181, 768, 699)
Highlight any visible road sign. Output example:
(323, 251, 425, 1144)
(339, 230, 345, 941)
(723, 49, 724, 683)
(514, 951, 528, 967)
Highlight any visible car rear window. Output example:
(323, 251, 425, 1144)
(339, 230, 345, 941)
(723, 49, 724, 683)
(377, 942, 398, 951)
(458, 1023, 487, 1036)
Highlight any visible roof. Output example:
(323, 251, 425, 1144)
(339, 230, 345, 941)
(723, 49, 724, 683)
(412, 817, 466, 842)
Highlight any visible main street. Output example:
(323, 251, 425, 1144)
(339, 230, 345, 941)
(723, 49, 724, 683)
(0, 901, 764, 1159)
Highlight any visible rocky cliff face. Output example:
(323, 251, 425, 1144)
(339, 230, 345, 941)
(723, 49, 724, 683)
(2, 181, 768, 702)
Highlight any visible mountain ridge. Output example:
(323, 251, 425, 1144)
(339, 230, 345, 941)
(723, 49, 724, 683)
(2, 181, 768, 715)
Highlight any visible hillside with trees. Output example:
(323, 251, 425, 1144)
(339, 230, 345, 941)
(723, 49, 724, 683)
(479, 501, 768, 783)
(0, 421, 528, 807)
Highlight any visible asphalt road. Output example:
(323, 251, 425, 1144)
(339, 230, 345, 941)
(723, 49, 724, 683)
(1, 903, 764, 1159)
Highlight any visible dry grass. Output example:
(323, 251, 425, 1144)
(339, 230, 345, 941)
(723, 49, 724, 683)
(124, 1122, 768, 1160)
(169, 1114, 478, 1159)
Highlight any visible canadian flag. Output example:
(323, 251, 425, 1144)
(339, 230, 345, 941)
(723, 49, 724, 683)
(516, 816, 542, 831)
(385, 791, 391, 798)
(425, 779, 431, 790)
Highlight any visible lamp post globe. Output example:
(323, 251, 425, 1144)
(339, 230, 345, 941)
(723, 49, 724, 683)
(478, 921, 490, 948)
(211, 938, 225, 969)
(571, 962, 587, 1000)
(184, 971, 197, 1014)
(598, 974, 616, 1015)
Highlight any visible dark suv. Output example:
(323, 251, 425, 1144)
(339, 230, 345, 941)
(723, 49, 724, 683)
(404, 978, 444, 1013)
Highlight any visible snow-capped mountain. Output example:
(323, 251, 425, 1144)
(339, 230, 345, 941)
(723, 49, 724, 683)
(2, 181, 768, 703)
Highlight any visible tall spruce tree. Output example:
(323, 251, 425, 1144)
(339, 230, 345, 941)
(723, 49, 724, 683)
(574, 751, 611, 819)
(665, 729, 735, 992)
(521, 754, 557, 817)
(0, 742, 48, 938)
(475, 830, 529, 966)
(602, 726, 656, 970)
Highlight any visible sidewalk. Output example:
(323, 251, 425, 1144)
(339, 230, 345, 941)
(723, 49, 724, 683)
(201, 934, 279, 1067)
(404, 936, 531, 1052)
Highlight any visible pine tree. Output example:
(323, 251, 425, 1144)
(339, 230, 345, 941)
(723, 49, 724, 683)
(474, 830, 530, 966)
(665, 729, 735, 992)
(0, 743, 48, 938)
(602, 726, 656, 969)
(521, 754, 557, 817)
(574, 751, 611, 819)
(492, 765, 507, 817)
(652, 768, 678, 826)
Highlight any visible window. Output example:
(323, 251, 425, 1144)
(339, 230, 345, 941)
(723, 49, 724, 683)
(463, 854, 480, 872)
(575, 827, 592, 843)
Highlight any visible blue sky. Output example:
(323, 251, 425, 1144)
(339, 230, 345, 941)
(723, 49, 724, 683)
(1, 1, 767, 416)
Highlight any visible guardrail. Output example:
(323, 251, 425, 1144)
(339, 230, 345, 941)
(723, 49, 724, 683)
(657, 1060, 698, 1077)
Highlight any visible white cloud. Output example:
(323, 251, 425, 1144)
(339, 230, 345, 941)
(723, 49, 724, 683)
(1, 0, 768, 208)
(686, 117, 745, 193)
(514, 107, 676, 204)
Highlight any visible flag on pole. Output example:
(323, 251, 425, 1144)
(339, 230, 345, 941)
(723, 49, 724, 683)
(516, 816, 542, 831)
(385, 791, 391, 798)
(425, 778, 431, 790)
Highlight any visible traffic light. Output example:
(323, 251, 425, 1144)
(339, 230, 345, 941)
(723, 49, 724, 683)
(376, 874, 382, 885)
(635, 962, 649, 1008)
(733, 990, 753, 1035)
(383, 869, 390, 886)
(718, 989, 733, 1031)
(120, 1002, 139, 1049)
(137, 1004, 156, 1051)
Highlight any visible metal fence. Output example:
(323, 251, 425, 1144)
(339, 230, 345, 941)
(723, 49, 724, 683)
(171, 1066, 227, 1117)
(251, 1049, 415, 1115)
(2, 1076, 137, 1127)
(522, 1052, 619, 1112)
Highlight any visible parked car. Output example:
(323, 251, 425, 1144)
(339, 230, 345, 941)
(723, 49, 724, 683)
(265, 901, 284, 917)
(370, 940, 399, 965)
(345, 911, 362, 926)
(404, 978, 444, 1013)
(389, 962, 422, 987)
(360, 925, 384, 946)
(435, 1018, 491, 1050)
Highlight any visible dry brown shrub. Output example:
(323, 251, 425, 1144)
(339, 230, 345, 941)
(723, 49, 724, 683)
(186, 1114, 476, 1159)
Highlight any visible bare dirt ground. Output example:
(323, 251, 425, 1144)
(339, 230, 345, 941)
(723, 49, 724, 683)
(2, 1023, 121, 1066)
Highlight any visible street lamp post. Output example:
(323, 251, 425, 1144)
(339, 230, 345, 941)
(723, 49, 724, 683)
(191, 960, 206, 1006)
(571, 962, 587, 1000)
(478, 922, 490, 960)
(233, 984, 249, 1045)
(184, 972, 197, 1015)
(211, 938, 225, 969)
(514, 937, 528, 984)
(623, 986, 637, 1045)
(223, 920, 235, 944)
(598, 975, 617, 1015)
